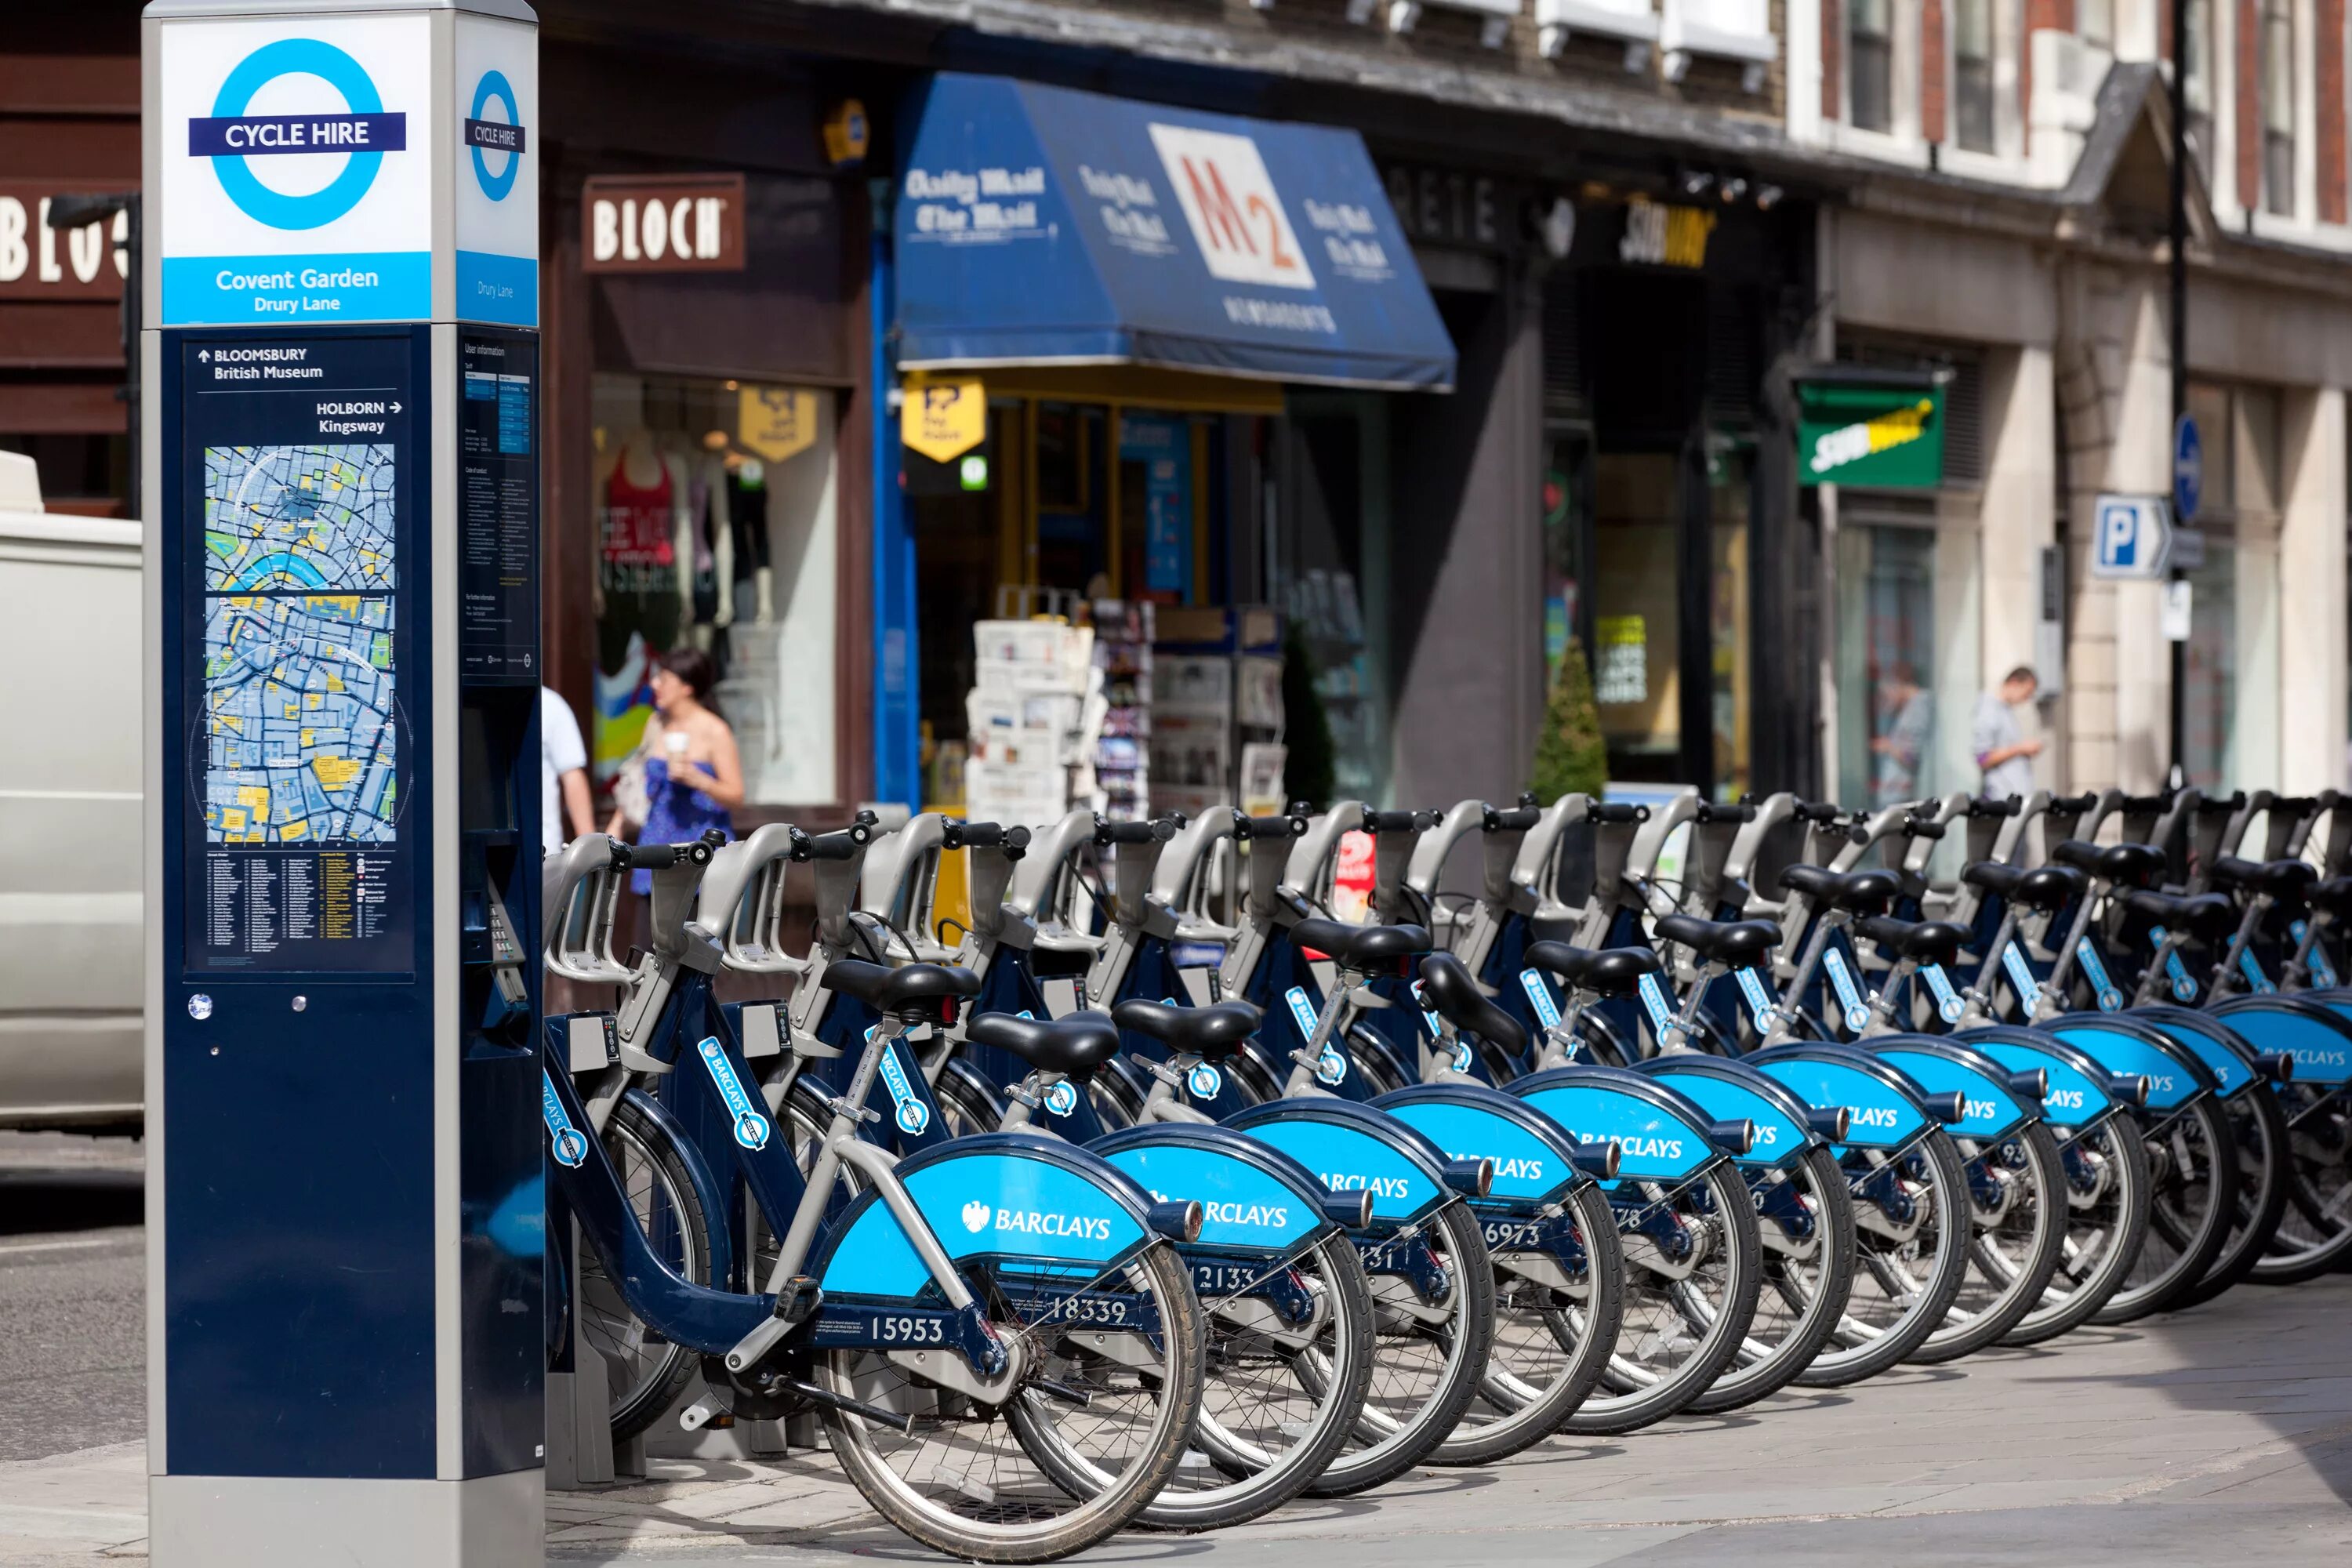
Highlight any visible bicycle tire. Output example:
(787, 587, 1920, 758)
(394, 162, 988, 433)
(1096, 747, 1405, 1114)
(2093, 1095, 2238, 1322)
(1910, 1121, 2067, 1362)
(2249, 1081, 2352, 1283)
(2175, 1085, 2291, 1303)
(1795, 1131, 1972, 1385)
(1686, 1145, 1855, 1413)
(822, 1239, 1206, 1563)
(1432, 1179, 1626, 1461)
(577, 1093, 719, 1443)
(1307, 1198, 1496, 1495)
(1558, 1160, 1762, 1434)
(2000, 1112, 2151, 1345)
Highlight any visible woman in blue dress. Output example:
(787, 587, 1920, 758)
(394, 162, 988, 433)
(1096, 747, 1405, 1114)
(608, 648, 742, 898)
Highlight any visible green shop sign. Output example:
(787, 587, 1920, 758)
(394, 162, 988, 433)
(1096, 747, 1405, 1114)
(1796, 377, 1945, 488)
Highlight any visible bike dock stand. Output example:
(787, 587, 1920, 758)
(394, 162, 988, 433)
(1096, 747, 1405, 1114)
(145, 4, 547, 1563)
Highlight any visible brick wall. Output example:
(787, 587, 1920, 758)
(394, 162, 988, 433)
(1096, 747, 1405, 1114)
(1923, 0, 1947, 143)
(2237, 0, 2261, 207)
(2322, 0, 2347, 223)
(1823, 0, 1842, 121)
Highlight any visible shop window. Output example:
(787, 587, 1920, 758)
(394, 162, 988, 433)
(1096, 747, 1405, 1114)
(1835, 523, 1938, 808)
(2179, 381, 2283, 789)
(2262, 0, 2295, 216)
(1849, 0, 1894, 134)
(589, 373, 839, 808)
(1285, 398, 1390, 806)
(1709, 449, 1751, 800)
(1592, 453, 1683, 780)
(1952, 0, 1995, 154)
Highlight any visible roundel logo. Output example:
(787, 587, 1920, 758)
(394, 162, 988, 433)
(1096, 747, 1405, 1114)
(466, 71, 527, 201)
(193, 38, 408, 231)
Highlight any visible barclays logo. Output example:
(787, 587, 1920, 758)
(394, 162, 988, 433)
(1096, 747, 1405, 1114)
(1458, 1152, 1544, 1183)
(1322, 1171, 1411, 1200)
(1851, 1106, 1901, 1129)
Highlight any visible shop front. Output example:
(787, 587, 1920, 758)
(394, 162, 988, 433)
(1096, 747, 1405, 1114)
(536, 44, 885, 829)
(880, 72, 1456, 821)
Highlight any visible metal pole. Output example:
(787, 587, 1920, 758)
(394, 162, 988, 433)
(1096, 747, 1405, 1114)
(2167, 0, 2189, 785)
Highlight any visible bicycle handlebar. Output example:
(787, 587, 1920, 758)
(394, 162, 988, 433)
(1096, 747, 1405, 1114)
(1235, 811, 1305, 842)
(943, 820, 1033, 855)
(1483, 801, 1543, 832)
(1901, 814, 1947, 840)
(1965, 797, 2023, 818)
(1586, 802, 1650, 825)
(1094, 815, 1178, 847)
(2194, 791, 2249, 813)
(1791, 800, 1846, 826)
(615, 840, 711, 871)
(1360, 807, 1441, 833)
(793, 822, 873, 862)
(1694, 801, 1757, 824)
(2048, 791, 2099, 813)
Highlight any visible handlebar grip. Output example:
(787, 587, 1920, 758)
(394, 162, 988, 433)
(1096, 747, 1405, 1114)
(1903, 815, 1947, 840)
(1966, 796, 2023, 818)
(2118, 793, 2173, 813)
(1094, 816, 1177, 846)
(1360, 808, 1436, 834)
(2196, 792, 2249, 813)
(1588, 803, 1649, 825)
(617, 840, 708, 871)
(1695, 801, 1757, 824)
(1483, 803, 1543, 832)
(1791, 800, 1844, 825)
(946, 819, 1031, 853)
(796, 825, 872, 862)
(1236, 812, 1305, 842)
(2049, 792, 2100, 812)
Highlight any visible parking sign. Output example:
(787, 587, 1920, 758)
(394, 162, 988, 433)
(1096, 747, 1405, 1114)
(2090, 493, 2172, 579)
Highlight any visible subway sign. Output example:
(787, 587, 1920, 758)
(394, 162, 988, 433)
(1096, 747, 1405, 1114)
(1795, 376, 1947, 489)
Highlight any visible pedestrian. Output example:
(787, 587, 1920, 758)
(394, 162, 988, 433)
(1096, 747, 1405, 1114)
(541, 685, 596, 854)
(1870, 662, 1933, 805)
(608, 648, 742, 899)
(1972, 664, 2044, 800)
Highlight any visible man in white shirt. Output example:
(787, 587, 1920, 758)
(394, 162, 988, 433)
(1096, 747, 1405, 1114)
(1971, 666, 2042, 800)
(541, 686, 594, 854)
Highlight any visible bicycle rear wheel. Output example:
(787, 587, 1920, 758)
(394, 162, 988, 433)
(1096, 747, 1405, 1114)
(1687, 1145, 1854, 1413)
(1559, 1161, 1762, 1434)
(2251, 1083, 2352, 1283)
(822, 1240, 1204, 1563)
(1797, 1132, 1970, 1385)
(2093, 1096, 2237, 1323)
(1911, 1122, 2065, 1361)
(1433, 1181, 1625, 1461)
(575, 1093, 717, 1442)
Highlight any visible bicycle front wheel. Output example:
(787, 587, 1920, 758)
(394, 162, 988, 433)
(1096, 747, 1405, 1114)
(2176, 1085, 2290, 1303)
(1911, 1122, 2066, 1361)
(821, 1240, 1205, 1564)
(2251, 1082, 2352, 1283)
(1687, 1145, 1854, 1413)
(1798, 1132, 1971, 1385)
(2001, 1112, 2150, 1345)
(2093, 1096, 2238, 1323)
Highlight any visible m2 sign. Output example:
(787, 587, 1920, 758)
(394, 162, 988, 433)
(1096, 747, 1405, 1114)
(157, 11, 538, 327)
(1149, 125, 1315, 292)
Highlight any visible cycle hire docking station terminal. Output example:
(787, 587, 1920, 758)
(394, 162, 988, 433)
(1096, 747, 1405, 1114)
(144, 4, 543, 1563)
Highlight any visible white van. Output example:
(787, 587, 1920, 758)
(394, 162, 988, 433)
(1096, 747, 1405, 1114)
(0, 451, 141, 1131)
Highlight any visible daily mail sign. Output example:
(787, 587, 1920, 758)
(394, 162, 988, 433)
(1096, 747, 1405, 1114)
(152, 2, 537, 327)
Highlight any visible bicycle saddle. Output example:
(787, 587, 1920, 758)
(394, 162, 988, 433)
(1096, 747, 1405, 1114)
(1523, 941, 1661, 996)
(2122, 889, 2239, 942)
(1853, 916, 1970, 967)
(1110, 999, 1261, 1060)
(1290, 917, 1432, 971)
(2207, 856, 2318, 901)
(967, 1009, 1123, 1079)
(1962, 861, 2085, 911)
(1652, 914, 1780, 967)
(1417, 953, 1530, 1055)
(2049, 840, 2166, 887)
(1779, 864, 1900, 913)
(824, 958, 981, 1019)
(2307, 877, 2352, 917)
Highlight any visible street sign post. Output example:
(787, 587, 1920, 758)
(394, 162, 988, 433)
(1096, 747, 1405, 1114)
(143, 3, 543, 1563)
(2089, 493, 2174, 579)
(2172, 412, 2202, 521)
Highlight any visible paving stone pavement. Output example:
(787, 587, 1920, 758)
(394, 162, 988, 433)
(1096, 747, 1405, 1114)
(5, 1275, 2346, 1566)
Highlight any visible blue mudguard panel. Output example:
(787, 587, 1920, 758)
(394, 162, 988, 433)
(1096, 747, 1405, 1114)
(1090, 1123, 1338, 1254)
(1223, 1098, 1453, 1227)
(1628, 1058, 1816, 1170)
(1744, 1044, 1933, 1147)
(2212, 996, 2352, 1085)
(812, 1134, 1155, 1300)
(1508, 1064, 1716, 1181)
(1371, 1082, 1592, 1206)
(1866, 1037, 2033, 1141)
(2125, 1006, 2259, 1098)
(1954, 1025, 2126, 1126)
(2045, 1019, 2216, 1110)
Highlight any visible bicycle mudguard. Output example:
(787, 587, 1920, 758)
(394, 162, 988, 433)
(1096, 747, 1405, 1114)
(1863, 1036, 2038, 1142)
(1370, 1082, 1605, 1207)
(809, 1132, 1161, 1300)
(1221, 1098, 1457, 1228)
(1626, 1057, 1819, 1170)
(1740, 1044, 1940, 1148)
(2042, 1017, 2219, 1111)
(2213, 995, 2352, 1086)
(2123, 1005, 2268, 1098)
(1951, 1025, 2135, 1127)
(1088, 1123, 1341, 1254)
(1506, 1064, 1722, 1183)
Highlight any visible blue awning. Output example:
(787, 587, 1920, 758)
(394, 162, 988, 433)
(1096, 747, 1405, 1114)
(894, 74, 1456, 392)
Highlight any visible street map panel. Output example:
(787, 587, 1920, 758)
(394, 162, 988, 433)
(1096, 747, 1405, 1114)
(201, 445, 398, 844)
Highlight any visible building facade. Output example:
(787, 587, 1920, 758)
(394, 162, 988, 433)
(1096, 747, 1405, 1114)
(16, 0, 2352, 814)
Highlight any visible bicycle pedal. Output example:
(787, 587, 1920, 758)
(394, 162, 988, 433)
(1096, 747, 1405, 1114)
(775, 1275, 822, 1328)
(678, 1394, 725, 1432)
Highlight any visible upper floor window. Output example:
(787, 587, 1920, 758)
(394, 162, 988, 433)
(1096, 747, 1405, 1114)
(1850, 0, 1893, 133)
(2183, 0, 2212, 176)
(2077, 0, 2114, 49)
(2261, 0, 2294, 216)
(1953, 0, 1995, 152)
